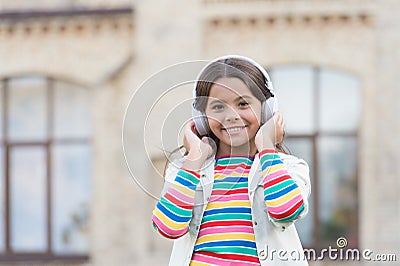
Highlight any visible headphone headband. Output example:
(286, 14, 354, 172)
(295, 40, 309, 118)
(193, 55, 276, 98)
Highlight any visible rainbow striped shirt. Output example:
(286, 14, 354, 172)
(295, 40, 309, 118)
(190, 155, 259, 265)
(152, 150, 305, 264)
(259, 150, 305, 222)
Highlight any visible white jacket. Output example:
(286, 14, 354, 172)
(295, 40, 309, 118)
(161, 152, 311, 266)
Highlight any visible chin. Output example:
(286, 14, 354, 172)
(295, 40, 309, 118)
(221, 138, 252, 150)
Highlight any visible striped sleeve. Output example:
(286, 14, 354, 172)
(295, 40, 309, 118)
(259, 149, 305, 223)
(152, 168, 200, 239)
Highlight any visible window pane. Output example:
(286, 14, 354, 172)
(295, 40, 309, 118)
(318, 137, 357, 246)
(8, 77, 47, 141)
(0, 146, 4, 252)
(270, 66, 314, 134)
(10, 146, 47, 252)
(54, 82, 91, 139)
(319, 69, 360, 132)
(52, 144, 91, 254)
(284, 138, 314, 247)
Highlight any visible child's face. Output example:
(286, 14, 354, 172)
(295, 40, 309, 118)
(205, 77, 262, 153)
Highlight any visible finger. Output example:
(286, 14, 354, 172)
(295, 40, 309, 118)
(277, 112, 282, 120)
(188, 120, 195, 130)
(186, 120, 198, 136)
(277, 113, 284, 125)
(184, 122, 197, 142)
(278, 117, 283, 126)
(274, 112, 281, 122)
(191, 123, 200, 136)
(185, 120, 193, 131)
(274, 113, 282, 126)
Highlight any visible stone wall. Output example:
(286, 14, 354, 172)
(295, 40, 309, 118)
(0, 0, 399, 265)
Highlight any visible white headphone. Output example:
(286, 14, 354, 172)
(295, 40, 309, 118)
(192, 55, 279, 136)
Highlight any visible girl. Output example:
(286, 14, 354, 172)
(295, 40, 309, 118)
(152, 55, 311, 265)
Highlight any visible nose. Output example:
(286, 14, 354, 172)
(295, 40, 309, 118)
(225, 107, 240, 122)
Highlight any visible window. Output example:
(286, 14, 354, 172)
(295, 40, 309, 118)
(0, 77, 91, 262)
(269, 66, 360, 248)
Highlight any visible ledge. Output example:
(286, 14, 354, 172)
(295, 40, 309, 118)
(0, 7, 134, 21)
(0, 254, 89, 264)
(206, 13, 373, 27)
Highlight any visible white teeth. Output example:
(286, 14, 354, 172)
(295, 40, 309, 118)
(225, 127, 245, 133)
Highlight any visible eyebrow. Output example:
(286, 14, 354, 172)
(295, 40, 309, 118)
(208, 95, 253, 105)
(235, 95, 252, 101)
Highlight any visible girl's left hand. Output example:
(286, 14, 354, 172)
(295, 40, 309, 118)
(255, 111, 285, 151)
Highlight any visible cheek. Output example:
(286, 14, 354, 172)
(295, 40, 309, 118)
(205, 111, 224, 129)
(244, 107, 262, 126)
(207, 117, 221, 132)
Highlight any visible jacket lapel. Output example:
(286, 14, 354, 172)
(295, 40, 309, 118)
(249, 154, 261, 192)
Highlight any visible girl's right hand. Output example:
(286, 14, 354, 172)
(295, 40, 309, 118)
(183, 120, 213, 163)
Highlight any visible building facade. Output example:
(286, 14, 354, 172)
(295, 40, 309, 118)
(0, 0, 399, 265)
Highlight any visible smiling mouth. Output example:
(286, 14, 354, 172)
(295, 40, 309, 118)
(222, 126, 247, 135)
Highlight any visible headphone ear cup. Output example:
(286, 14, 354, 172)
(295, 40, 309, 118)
(261, 99, 275, 125)
(192, 108, 210, 136)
